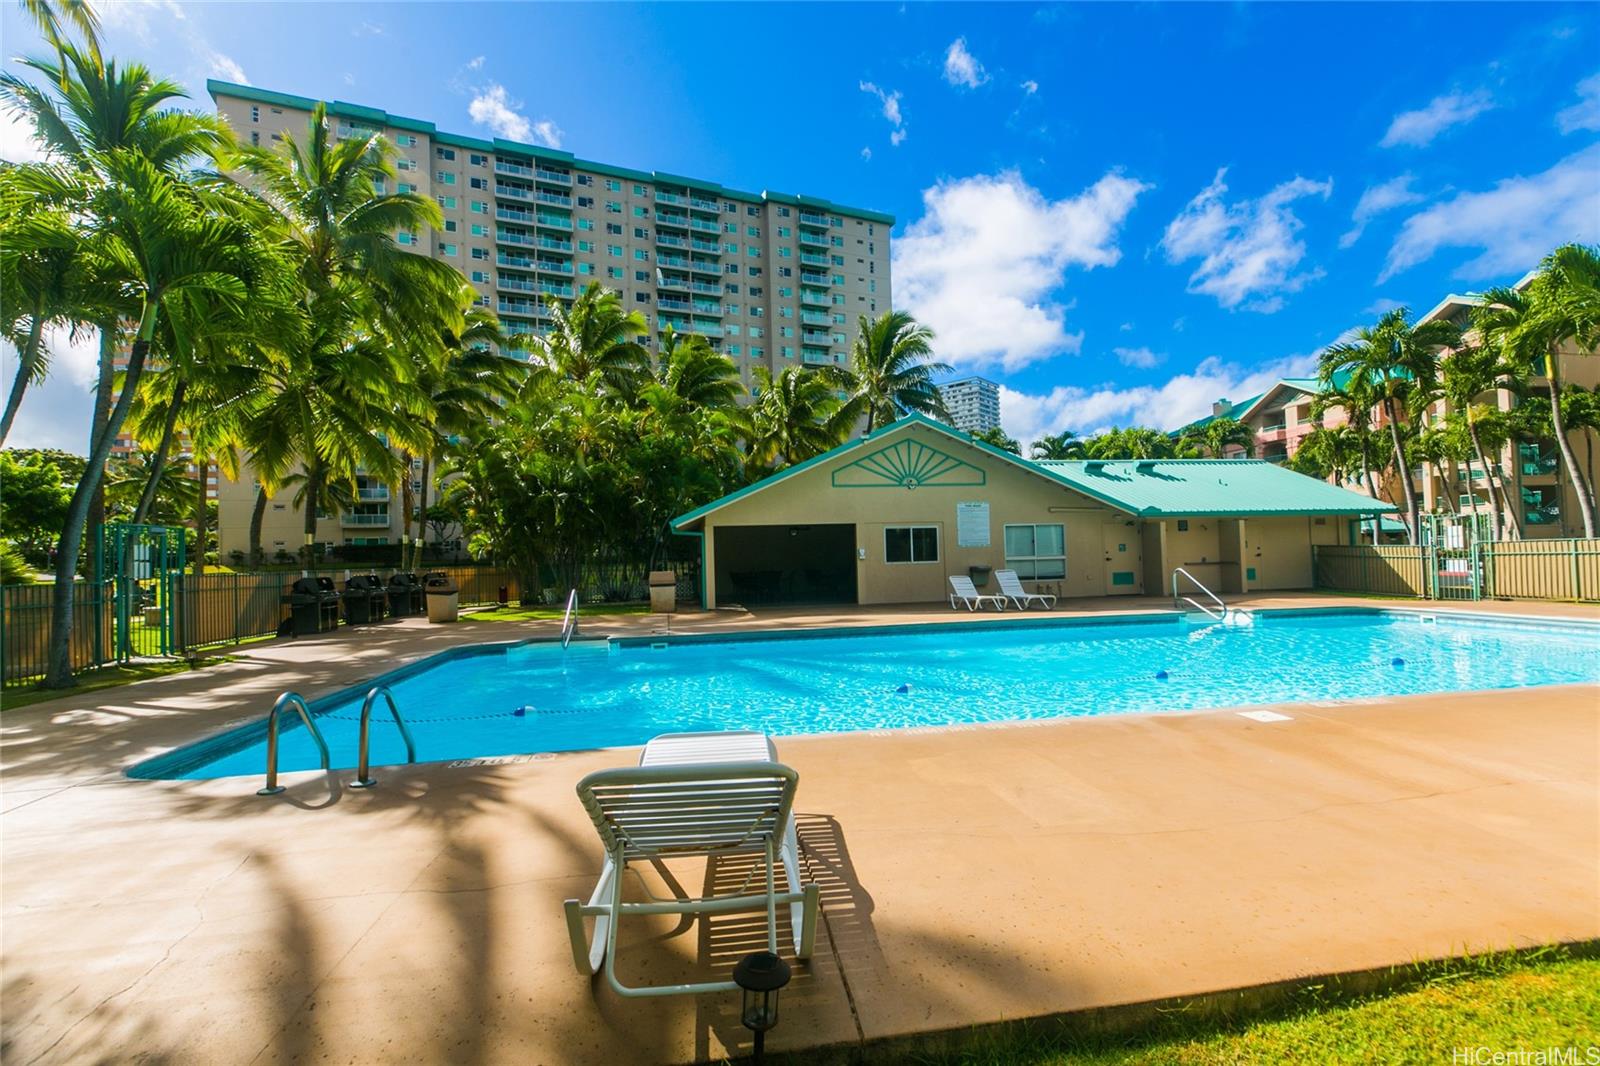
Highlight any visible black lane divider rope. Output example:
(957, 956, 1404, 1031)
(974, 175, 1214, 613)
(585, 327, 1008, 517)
(320, 703, 591, 723)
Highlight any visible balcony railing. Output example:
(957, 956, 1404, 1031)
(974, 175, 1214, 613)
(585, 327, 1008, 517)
(496, 183, 534, 201)
(690, 238, 721, 253)
(535, 190, 571, 207)
(658, 276, 689, 291)
(655, 191, 684, 205)
(800, 310, 831, 325)
(534, 214, 572, 230)
(496, 229, 535, 246)
(499, 275, 538, 293)
(800, 272, 830, 285)
(800, 289, 830, 307)
(498, 252, 534, 269)
(690, 218, 719, 233)
(798, 212, 828, 227)
(656, 233, 687, 248)
(657, 296, 690, 310)
(798, 230, 829, 248)
(689, 259, 722, 276)
(496, 207, 534, 223)
(690, 281, 721, 295)
(355, 486, 389, 501)
(689, 196, 720, 212)
(692, 301, 722, 315)
(799, 252, 829, 267)
(695, 322, 724, 337)
(657, 212, 689, 228)
(537, 237, 572, 253)
(802, 347, 833, 365)
(534, 168, 572, 185)
(801, 330, 832, 345)
(341, 511, 391, 527)
(495, 160, 534, 177)
(535, 260, 573, 275)
(657, 253, 689, 268)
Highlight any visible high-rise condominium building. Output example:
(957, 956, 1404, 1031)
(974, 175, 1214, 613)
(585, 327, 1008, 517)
(938, 376, 1001, 434)
(209, 81, 893, 391)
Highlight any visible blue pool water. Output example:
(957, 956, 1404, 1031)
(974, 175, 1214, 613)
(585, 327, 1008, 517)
(134, 609, 1600, 780)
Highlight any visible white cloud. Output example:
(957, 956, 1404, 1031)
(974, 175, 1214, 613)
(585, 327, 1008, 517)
(1381, 89, 1495, 148)
(208, 52, 248, 85)
(860, 146, 872, 161)
(0, 109, 46, 164)
(859, 81, 906, 146)
(97, 0, 185, 40)
(893, 170, 1150, 373)
(1162, 169, 1333, 312)
(1020, 79, 1039, 95)
(1000, 352, 1317, 443)
(943, 38, 989, 88)
(353, 20, 385, 37)
(466, 55, 485, 71)
(0, 326, 103, 452)
(468, 84, 561, 147)
(1556, 72, 1600, 134)
(1363, 297, 1405, 316)
(1118, 322, 1133, 332)
(1338, 174, 1425, 249)
(1113, 346, 1164, 369)
(1381, 143, 1600, 282)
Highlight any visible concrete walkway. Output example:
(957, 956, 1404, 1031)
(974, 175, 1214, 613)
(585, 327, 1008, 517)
(2, 595, 1597, 1063)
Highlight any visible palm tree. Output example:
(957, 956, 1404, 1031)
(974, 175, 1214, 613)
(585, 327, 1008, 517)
(971, 426, 1021, 454)
(1029, 430, 1086, 460)
(1441, 330, 1524, 541)
(0, 190, 85, 446)
(1407, 423, 1458, 514)
(1182, 415, 1255, 458)
(1312, 374, 1386, 503)
(1319, 308, 1460, 542)
(1479, 244, 1600, 537)
(746, 366, 850, 470)
(828, 310, 949, 432)
(16, 1, 101, 78)
(654, 326, 745, 412)
(25, 151, 272, 687)
(1084, 427, 1177, 460)
(527, 281, 649, 395)
(1290, 424, 1361, 483)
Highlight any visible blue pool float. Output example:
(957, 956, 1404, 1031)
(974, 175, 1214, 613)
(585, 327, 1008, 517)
(1155, 669, 1169, 681)
(1391, 658, 1405, 668)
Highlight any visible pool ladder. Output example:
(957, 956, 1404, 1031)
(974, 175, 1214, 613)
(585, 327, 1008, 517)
(560, 587, 578, 648)
(257, 686, 416, 796)
(1172, 567, 1229, 622)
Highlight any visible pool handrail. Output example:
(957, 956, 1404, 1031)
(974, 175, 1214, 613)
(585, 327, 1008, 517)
(349, 684, 417, 789)
(561, 588, 578, 648)
(1172, 567, 1228, 622)
(257, 691, 330, 796)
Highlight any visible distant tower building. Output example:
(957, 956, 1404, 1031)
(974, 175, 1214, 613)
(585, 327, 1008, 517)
(939, 376, 1001, 434)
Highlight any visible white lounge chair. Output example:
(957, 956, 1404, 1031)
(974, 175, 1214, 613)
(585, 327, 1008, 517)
(948, 574, 1006, 612)
(994, 568, 1057, 610)
(563, 731, 820, 998)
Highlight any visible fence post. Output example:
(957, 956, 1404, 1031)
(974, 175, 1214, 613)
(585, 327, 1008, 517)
(1572, 539, 1582, 602)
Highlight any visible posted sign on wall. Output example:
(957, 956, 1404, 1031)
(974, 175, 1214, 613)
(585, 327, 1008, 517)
(956, 501, 991, 548)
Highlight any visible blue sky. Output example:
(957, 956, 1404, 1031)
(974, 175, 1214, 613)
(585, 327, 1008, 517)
(3, 1, 1598, 450)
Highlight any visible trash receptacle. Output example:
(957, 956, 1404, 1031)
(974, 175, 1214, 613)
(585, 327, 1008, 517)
(648, 570, 677, 613)
(424, 571, 460, 623)
(968, 564, 993, 588)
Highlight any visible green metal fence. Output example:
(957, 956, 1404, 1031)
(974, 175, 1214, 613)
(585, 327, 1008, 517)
(1314, 539, 1600, 603)
(1, 580, 114, 688)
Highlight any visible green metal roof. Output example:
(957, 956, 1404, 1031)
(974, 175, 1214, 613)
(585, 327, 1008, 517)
(1033, 458, 1396, 517)
(207, 80, 895, 224)
(1170, 392, 1265, 436)
(671, 414, 1394, 531)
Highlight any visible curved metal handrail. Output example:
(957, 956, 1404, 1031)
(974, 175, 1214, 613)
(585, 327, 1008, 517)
(1171, 567, 1228, 622)
(257, 691, 330, 796)
(560, 588, 578, 648)
(349, 684, 417, 789)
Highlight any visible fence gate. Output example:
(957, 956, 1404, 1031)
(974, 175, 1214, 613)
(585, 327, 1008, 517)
(1421, 513, 1486, 601)
(103, 522, 187, 660)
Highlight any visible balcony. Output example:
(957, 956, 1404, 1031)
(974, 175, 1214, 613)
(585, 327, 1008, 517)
(495, 182, 534, 201)
(802, 347, 833, 365)
(690, 281, 721, 295)
(496, 228, 536, 247)
(1255, 423, 1287, 443)
(799, 252, 829, 267)
(800, 310, 831, 325)
(657, 212, 689, 229)
(497, 298, 546, 318)
(495, 160, 534, 178)
(658, 315, 691, 331)
(536, 236, 573, 253)
(535, 190, 571, 207)
(695, 321, 724, 338)
(341, 509, 391, 528)
(690, 218, 719, 234)
(355, 485, 389, 501)
(656, 233, 687, 249)
(499, 275, 538, 293)
(800, 289, 830, 307)
(800, 272, 830, 286)
(496, 207, 535, 223)
(655, 191, 684, 205)
(534, 214, 572, 230)
(798, 230, 829, 248)
(498, 252, 534, 269)
(657, 253, 689, 268)
(689, 196, 720, 212)
(801, 330, 832, 345)
(657, 296, 691, 311)
(690, 238, 721, 253)
(534, 168, 572, 186)
(658, 275, 689, 291)
(692, 300, 722, 315)
(539, 281, 573, 298)
(535, 259, 573, 275)
(689, 258, 722, 276)
(798, 212, 828, 227)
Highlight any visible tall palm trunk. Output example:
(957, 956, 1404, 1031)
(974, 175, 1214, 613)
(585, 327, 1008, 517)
(413, 455, 431, 570)
(1464, 421, 1504, 542)
(399, 450, 415, 569)
(0, 302, 45, 446)
(192, 456, 208, 580)
(300, 461, 322, 569)
(1546, 355, 1597, 538)
(87, 327, 116, 538)
(43, 329, 152, 687)
(248, 485, 268, 567)
(131, 381, 186, 525)
(1383, 395, 1419, 543)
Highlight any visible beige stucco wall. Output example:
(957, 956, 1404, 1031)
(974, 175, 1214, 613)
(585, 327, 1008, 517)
(696, 423, 1127, 607)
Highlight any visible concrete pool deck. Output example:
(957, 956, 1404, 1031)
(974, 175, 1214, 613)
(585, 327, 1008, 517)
(2, 594, 1597, 1063)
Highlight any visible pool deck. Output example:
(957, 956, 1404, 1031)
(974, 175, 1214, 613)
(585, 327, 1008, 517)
(2, 593, 1597, 1063)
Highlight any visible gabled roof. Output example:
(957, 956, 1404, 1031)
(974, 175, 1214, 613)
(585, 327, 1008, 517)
(671, 414, 1394, 531)
(1032, 459, 1397, 517)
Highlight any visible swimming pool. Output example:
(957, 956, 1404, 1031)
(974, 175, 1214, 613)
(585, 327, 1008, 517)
(132, 608, 1600, 781)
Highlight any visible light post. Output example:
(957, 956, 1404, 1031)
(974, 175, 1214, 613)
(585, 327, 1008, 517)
(732, 950, 790, 1063)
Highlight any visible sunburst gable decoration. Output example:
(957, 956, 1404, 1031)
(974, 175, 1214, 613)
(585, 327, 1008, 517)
(831, 439, 987, 490)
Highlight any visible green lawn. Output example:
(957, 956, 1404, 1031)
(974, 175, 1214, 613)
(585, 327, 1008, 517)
(908, 948, 1599, 1065)
(461, 603, 654, 623)
(2, 656, 234, 712)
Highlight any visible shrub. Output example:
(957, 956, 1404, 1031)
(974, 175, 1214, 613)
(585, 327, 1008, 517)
(1, 541, 36, 584)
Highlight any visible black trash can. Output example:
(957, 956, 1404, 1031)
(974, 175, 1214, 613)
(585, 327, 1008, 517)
(286, 576, 341, 635)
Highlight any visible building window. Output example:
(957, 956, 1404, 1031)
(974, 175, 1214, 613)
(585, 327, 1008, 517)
(470, 177, 487, 190)
(470, 200, 487, 213)
(250, 105, 259, 122)
(436, 147, 456, 161)
(250, 131, 259, 146)
(438, 242, 457, 256)
(1003, 524, 1066, 579)
(632, 184, 647, 196)
(578, 196, 594, 208)
(437, 194, 457, 209)
(885, 526, 939, 564)
(605, 201, 622, 213)
(604, 178, 621, 191)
